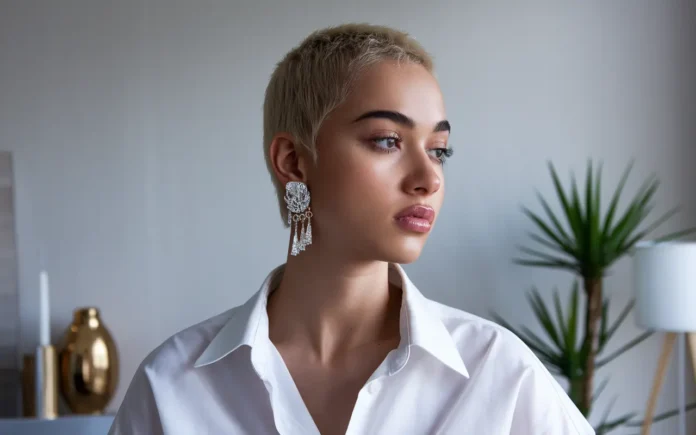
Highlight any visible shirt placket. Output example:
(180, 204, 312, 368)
(255, 343, 321, 435)
(345, 347, 409, 435)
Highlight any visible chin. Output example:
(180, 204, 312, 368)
(375, 238, 427, 264)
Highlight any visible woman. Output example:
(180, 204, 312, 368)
(110, 24, 594, 434)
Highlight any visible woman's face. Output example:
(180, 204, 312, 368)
(307, 60, 451, 264)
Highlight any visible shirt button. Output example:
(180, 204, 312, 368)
(367, 381, 381, 395)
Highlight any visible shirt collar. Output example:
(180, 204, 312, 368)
(194, 263, 469, 378)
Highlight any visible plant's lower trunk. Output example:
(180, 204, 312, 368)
(568, 377, 584, 409)
(581, 277, 603, 415)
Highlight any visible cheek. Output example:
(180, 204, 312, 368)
(312, 143, 396, 221)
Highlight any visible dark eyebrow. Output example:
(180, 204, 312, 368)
(433, 120, 451, 133)
(352, 110, 451, 133)
(352, 110, 415, 128)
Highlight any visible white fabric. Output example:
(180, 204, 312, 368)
(109, 263, 594, 435)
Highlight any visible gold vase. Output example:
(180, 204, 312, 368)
(59, 307, 119, 414)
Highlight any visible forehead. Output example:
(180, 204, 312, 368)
(339, 60, 446, 125)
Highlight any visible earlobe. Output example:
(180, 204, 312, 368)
(269, 133, 307, 185)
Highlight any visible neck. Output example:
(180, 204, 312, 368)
(266, 243, 402, 364)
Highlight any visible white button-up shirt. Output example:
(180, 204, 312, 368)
(109, 264, 594, 435)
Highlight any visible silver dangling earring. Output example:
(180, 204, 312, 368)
(284, 181, 313, 256)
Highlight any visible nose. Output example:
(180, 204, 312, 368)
(401, 153, 442, 197)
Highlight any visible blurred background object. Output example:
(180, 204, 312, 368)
(59, 307, 119, 415)
(633, 242, 696, 435)
(493, 160, 696, 434)
(0, 151, 20, 417)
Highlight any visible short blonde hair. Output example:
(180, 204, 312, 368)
(263, 23, 434, 226)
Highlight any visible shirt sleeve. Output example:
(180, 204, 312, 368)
(511, 362, 596, 435)
(108, 364, 165, 435)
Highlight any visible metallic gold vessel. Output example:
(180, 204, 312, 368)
(59, 307, 119, 414)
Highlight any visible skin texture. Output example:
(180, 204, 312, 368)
(266, 59, 450, 435)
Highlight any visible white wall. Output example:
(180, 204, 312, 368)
(2, 1, 695, 432)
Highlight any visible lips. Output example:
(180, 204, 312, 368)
(394, 205, 435, 233)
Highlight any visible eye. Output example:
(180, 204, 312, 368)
(371, 136, 400, 151)
(427, 147, 454, 165)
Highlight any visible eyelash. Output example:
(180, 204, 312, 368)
(369, 136, 454, 165)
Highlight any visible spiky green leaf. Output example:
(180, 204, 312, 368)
(653, 227, 696, 244)
(491, 312, 565, 370)
(513, 259, 580, 271)
(601, 299, 635, 349)
(625, 402, 696, 427)
(519, 326, 565, 367)
(522, 207, 576, 256)
(592, 377, 610, 405)
(552, 288, 568, 348)
(516, 246, 578, 268)
(602, 161, 634, 241)
(596, 332, 652, 368)
(527, 233, 576, 259)
(536, 191, 574, 248)
(527, 289, 563, 351)
(566, 281, 579, 356)
(570, 174, 586, 259)
(549, 162, 582, 240)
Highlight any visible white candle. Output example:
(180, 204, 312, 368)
(39, 270, 50, 346)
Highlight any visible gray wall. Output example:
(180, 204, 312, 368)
(2, 1, 695, 432)
(0, 152, 19, 416)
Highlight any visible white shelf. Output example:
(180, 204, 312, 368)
(0, 414, 114, 435)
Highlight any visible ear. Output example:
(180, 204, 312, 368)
(268, 133, 310, 186)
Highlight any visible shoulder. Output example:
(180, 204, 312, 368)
(109, 307, 246, 435)
(423, 299, 594, 434)
(424, 297, 557, 384)
(138, 305, 241, 376)
(425, 298, 540, 366)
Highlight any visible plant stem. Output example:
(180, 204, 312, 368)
(569, 377, 583, 408)
(582, 277, 603, 415)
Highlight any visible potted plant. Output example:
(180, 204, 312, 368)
(493, 160, 695, 433)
